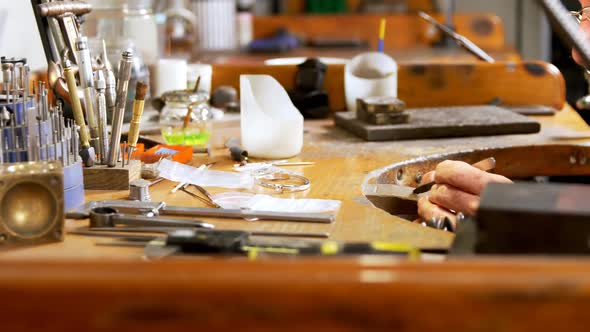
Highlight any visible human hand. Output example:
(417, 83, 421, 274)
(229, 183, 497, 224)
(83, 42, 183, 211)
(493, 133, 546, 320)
(416, 160, 512, 230)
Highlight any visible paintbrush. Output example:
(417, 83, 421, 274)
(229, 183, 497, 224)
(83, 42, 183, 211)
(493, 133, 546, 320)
(128, 81, 148, 162)
(183, 76, 201, 129)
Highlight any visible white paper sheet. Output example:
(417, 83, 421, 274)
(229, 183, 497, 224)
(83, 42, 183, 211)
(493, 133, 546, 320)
(212, 192, 341, 214)
(157, 159, 254, 189)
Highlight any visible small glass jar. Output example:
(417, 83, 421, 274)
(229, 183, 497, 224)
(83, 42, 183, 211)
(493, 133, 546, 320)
(159, 90, 213, 148)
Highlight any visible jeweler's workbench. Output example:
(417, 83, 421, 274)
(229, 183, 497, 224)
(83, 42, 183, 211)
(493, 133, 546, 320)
(1, 106, 590, 332)
(6, 2, 590, 329)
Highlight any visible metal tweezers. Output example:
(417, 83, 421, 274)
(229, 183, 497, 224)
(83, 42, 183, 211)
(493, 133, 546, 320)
(179, 183, 222, 208)
(418, 11, 495, 63)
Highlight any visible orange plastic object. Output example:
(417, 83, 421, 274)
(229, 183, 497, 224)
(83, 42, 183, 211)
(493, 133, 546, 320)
(131, 143, 193, 164)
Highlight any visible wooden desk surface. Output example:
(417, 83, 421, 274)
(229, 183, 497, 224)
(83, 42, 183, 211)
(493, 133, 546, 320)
(2, 107, 590, 332)
(0, 105, 587, 261)
(198, 46, 521, 65)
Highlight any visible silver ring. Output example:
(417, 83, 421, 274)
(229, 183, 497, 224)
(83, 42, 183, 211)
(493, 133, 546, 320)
(427, 216, 445, 230)
(254, 172, 311, 193)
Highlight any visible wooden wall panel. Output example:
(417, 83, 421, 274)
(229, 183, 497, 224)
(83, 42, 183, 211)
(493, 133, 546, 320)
(211, 61, 566, 111)
(283, 0, 436, 13)
(253, 14, 506, 50)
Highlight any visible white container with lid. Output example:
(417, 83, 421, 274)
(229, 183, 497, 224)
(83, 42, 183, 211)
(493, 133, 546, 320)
(344, 52, 398, 113)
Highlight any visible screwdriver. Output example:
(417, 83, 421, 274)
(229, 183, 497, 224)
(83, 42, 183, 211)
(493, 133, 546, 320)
(63, 58, 95, 167)
(76, 37, 100, 156)
(127, 81, 148, 162)
(165, 229, 421, 259)
(107, 50, 133, 167)
(95, 71, 109, 164)
(69, 228, 418, 258)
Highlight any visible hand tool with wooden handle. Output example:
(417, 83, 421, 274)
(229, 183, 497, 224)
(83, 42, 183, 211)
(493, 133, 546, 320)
(76, 37, 100, 154)
(183, 76, 201, 129)
(412, 157, 497, 194)
(127, 81, 147, 161)
(63, 58, 94, 167)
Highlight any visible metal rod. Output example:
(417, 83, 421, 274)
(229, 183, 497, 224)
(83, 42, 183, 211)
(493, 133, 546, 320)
(160, 206, 335, 224)
(68, 230, 155, 241)
(107, 50, 133, 167)
(10, 64, 16, 111)
(11, 67, 17, 123)
(0, 117, 4, 163)
(77, 37, 99, 154)
(95, 71, 109, 164)
(22, 64, 29, 131)
(14, 135, 20, 163)
(72, 200, 336, 224)
(58, 104, 66, 166)
(2, 63, 11, 102)
(10, 114, 17, 163)
(40, 81, 48, 121)
(64, 124, 70, 165)
(73, 228, 330, 239)
(104, 68, 116, 118)
(121, 141, 126, 168)
(36, 118, 43, 161)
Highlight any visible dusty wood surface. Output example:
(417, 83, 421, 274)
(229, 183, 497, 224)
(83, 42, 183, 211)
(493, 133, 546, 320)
(211, 61, 565, 111)
(253, 13, 505, 50)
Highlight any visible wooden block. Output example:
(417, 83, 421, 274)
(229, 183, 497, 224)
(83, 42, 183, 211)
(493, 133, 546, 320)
(334, 106, 541, 141)
(82, 160, 141, 190)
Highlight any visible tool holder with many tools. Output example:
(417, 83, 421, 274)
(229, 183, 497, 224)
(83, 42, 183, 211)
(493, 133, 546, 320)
(0, 56, 84, 210)
(26, 0, 145, 190)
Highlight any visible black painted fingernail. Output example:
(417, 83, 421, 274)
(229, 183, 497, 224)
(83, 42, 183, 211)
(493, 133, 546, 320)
(435, 217, 445, 230)
(444, 217, 456, 232)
